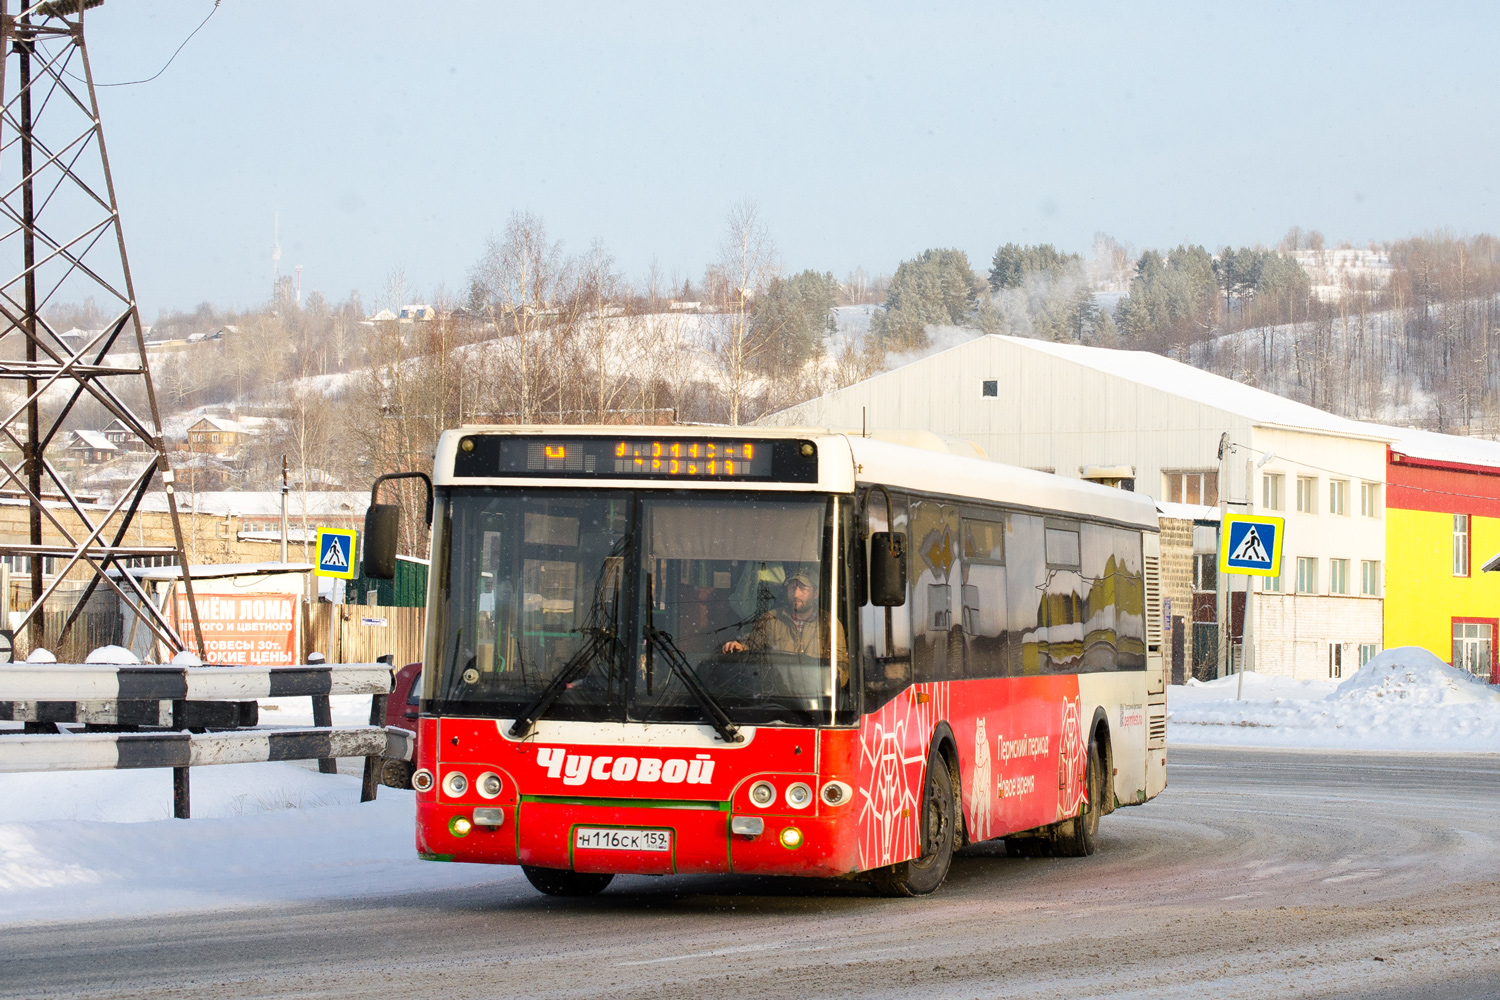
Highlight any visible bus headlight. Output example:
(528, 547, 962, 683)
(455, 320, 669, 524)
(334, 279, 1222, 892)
(749, 780, 776, 807)
(821, 780, 852, 807)
(784, 782, 812, 809)
(476, 771, 502, 799)
(442, 770, 468, 798)
(779, 826, 803, 849)
(412, 768, 434, 792)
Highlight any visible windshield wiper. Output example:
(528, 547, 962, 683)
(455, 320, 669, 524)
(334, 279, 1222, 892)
(508, 538, 628, 739)
(507, 624, 623, 738)
(644, 573, 742, 744)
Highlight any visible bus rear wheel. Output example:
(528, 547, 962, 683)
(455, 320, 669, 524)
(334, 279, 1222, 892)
(869, 746, 956, 897)
(1054, 738, 1104, 858)
(521, 866, 614, 896)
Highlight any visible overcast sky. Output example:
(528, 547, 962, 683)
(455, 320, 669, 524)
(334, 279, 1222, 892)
(73, 1, 1500, 315)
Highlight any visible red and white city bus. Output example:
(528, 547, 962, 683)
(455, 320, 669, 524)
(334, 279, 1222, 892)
(386, 426, 1166, 897)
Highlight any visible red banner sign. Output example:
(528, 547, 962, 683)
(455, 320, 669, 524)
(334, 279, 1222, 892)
(174, 592, 298, 666)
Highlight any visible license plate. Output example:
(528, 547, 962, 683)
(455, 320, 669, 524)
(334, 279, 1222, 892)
(574, 827, 671, 852)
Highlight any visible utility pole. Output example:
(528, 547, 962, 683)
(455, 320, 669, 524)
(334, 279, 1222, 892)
(1216, 432, 1230, 680)
(280, 455, 289, 564)
(0, 1, 203, 658)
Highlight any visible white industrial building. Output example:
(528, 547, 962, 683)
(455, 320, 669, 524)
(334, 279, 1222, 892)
(760, 335, 1391, 681)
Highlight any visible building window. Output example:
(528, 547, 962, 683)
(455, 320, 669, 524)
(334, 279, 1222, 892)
(1361, 482, 1381, 518)
(1454, 514, 1470, 577)
(1296, 557, 1317, 593)
(1164, 470, 1218, 506)
(1329, 480, 1348, 516)
(1262, 473, 1284, 511)
(1328, 642, 1343, 679)
(1262, 570, 1283, 593)
(1359, 643, 1379, 666)
(1452, 620, 1494, 681)
(981, 380, 998, 397)
(1329, 558, 1349, 595)
(1296, 476, 1317, 513)
(1361, 560, 1381, 596)
(1192, 553, 1218, 592)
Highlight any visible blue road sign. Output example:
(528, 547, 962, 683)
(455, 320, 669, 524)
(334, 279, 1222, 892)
(1219, 513, 1284, 577)
(315, 527, 359, 579)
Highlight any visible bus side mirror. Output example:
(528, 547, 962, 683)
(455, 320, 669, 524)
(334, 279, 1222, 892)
(364, 504, 401, 580)
(868, 531, 907, 607)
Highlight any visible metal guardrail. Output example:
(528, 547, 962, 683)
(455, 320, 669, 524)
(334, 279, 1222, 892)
(0, 661, 403, 818)
(0, 662, 393, 701)
(0, 725, 413, 772)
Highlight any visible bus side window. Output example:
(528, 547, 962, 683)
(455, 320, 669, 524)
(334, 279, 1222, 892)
(860, 491, 911, 709)
(1114, 527, 1147, 671)
(1006, 514, 1047, 677)
(1080, 523, 1117, 672)
(910, 501, 964, 683)
(960, 513, 1007, 679)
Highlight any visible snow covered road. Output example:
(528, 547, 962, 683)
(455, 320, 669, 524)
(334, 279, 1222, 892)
(2, 745, 1497, 1000)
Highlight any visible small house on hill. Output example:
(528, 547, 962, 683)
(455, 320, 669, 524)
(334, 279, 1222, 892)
(67, 429, 117, 465)
(187, 416, 251, 455)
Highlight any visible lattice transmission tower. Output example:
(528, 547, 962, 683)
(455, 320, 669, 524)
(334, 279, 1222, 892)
(0, 0, 201, 658)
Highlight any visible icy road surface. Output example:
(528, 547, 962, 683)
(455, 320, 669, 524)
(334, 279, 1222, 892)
(1, 746, 1497, 1000)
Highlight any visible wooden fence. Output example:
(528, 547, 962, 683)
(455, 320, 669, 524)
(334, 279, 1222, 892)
(305, 603, 426, 666)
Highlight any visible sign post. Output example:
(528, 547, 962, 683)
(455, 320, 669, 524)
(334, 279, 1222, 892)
(315, 528, 358, 664)
(1219, 513, 1284, 699)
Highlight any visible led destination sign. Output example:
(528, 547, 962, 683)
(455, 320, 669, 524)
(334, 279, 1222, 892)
(452, 435, 818, 483)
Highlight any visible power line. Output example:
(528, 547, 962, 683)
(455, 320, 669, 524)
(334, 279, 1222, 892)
(65, 1, 220, 89)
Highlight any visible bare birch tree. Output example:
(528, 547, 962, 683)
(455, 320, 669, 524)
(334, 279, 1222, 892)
(707, 203, 778, 425)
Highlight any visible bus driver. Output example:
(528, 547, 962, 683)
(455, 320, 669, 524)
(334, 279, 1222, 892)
(721, 566, 847, 672)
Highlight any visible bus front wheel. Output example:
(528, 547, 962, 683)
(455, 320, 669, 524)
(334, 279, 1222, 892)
(869, 746, 957, 897)
(522, 866, 615, 896)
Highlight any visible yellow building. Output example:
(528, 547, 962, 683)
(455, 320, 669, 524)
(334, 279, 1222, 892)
(1384, 429, 1500, 683)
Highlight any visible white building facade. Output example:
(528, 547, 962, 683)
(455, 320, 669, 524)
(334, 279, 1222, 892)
(760, 335, 1389, 681)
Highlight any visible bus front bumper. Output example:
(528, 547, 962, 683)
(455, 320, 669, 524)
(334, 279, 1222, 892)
(417, 798, 862, 877)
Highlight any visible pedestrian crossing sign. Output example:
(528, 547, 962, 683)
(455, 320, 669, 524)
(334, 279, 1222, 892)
(315, 528, 359, 579)
(1218, 513, 1283, 577)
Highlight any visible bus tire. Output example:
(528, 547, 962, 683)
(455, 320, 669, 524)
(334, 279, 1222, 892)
(1054, 739, 1104, 858)
(869, 745, 957, 897)
(521, 866, 614, 896)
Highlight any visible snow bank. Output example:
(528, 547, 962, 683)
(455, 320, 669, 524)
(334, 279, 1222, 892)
(0, 765, 516, 926)
(1169, 646, 1500, 751)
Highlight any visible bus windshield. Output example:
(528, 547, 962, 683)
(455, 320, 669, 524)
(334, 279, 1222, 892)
(428, 488, 853, 728)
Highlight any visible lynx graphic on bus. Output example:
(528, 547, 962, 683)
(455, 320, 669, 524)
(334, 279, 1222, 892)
(369, 427, 1166, 896)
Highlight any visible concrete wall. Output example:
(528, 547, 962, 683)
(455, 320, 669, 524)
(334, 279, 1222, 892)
(1246, 426, 1388, 678)
(1253, 593, 1383, 680)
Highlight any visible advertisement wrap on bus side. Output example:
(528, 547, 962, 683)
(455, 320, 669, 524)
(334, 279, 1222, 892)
(414, 675, 1096, 880)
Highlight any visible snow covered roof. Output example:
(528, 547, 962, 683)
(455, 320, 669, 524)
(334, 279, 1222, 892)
(1366, 423, 1500, 469)
(1156, 500, 1219, 522)
(995, 336, 1395, 440)
(190, 416, 244, 433)
(117, 562, 315, 581)
(238, 529, 318, 543)
(69, 429, 116, 450)
(139, 491, 369, 519)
